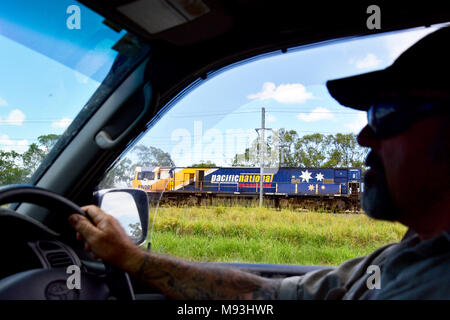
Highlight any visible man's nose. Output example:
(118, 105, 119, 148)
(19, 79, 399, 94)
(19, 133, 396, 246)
(357, 125, 379, 148)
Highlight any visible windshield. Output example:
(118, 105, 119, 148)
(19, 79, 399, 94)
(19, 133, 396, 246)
(0, 0, 145, 185)
(98, 24, 447, 266)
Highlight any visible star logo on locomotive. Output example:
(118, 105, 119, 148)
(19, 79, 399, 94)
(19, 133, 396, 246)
(308, 184, 315, 191)
(300, 170, 312, 183)
(315, 173, 324, 181)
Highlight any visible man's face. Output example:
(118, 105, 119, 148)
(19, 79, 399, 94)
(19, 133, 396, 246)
(357, 114, 449, 225)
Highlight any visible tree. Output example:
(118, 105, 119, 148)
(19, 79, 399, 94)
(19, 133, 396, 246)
(293, 133, 328, 167)
(191, 161, 217, 167)
(231, 139, 260, 167)
(0, 151, 28, 185)
(132, 145, 175, 167)
(275, 128, 298, 167)
(22, 134, 61, 175)
(98, 144, 175, 188)
(232, 130, 292, 167)
(231, 131, 367, 170)
(21, 143, 46, 174)
(0, 134, 61, 186)
(98, 158, 133, 189)
(323, 133, 367, 168)
(37, 134, 60, 153)
(128, 222, 142, 239)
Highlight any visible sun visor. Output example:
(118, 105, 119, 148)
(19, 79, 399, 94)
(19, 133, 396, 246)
(118, 0, 210, 34)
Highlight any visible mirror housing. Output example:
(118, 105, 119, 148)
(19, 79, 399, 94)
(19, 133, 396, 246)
(93, 188, 148, 245)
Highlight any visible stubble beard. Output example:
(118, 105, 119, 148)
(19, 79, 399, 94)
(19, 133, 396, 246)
(362, 151, 399, 221)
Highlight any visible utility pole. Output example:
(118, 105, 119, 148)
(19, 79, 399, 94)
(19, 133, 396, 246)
(260, 108, 265, 207)
(279, 142, 288, 167)
(280, 144, 283, 167)
(255, 108, 270, 207)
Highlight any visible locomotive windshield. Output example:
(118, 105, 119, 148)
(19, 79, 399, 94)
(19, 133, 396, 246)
(138, 171, 155, 181)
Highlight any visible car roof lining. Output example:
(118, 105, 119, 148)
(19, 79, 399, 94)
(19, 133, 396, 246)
(80, 1, 450, 46)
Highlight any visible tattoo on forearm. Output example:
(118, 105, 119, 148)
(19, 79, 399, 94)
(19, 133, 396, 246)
(134, 252, 281, 300)
(136, 254, 150, 281)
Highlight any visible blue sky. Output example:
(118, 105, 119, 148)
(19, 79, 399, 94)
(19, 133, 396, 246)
(0, 2, 447, 170)
(0, 0, 124, 154)
(138, 24, 446, 166)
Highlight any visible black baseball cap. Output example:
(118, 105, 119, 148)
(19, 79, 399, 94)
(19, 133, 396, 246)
(326, 26, 450, 111)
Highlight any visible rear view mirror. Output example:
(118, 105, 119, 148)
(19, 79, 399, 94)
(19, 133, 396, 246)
(93, 189, 149, 245)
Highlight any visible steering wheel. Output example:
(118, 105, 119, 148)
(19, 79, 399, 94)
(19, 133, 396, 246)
(0, 184, 134, 300)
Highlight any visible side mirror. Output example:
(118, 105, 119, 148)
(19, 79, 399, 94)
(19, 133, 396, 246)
(93, 188, 148, 245)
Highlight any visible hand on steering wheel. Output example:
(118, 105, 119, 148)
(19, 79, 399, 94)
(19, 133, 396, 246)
(0, 184, 137, 300)
(69, 206, 143, 273)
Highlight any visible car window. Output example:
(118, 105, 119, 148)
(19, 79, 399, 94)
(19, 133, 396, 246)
(0, 0, 145, 185)
(106, 24, 444, 265)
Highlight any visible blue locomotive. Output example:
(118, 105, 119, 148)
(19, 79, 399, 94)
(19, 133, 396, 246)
(132, 166, 362, 210)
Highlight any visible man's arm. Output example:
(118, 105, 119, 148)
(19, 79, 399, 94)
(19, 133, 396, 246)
(69, 205, 281, 300)
(129, 250, 280, 299)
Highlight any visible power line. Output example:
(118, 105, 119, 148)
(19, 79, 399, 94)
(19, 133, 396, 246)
(168, 110, 364, 118)
(1, 131, 362, 145)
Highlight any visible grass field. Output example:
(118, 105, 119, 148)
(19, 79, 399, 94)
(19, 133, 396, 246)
(143, 206, 407, 266)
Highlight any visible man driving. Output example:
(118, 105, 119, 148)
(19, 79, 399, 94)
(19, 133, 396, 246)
(69, 26, 450, 300)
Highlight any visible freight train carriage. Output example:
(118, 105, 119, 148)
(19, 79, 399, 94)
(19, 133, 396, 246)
(131, 166, 362, 210)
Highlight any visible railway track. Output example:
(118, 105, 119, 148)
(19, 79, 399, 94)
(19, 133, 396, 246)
(147, 191, 360, 213)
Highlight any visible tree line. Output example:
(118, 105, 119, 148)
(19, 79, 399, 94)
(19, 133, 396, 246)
(0, 135, 174, 187)
(0, 134, 60, 185)
(0, 131, 367, 188)
(232, 130, 367, 169)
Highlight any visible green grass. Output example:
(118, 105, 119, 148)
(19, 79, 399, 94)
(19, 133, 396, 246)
(143, 206, 407, 266)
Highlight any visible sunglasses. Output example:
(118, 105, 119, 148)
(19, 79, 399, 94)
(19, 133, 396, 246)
(367, 98, 447, 139)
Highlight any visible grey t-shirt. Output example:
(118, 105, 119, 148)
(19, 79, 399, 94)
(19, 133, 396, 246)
(279, 230, 450, 300)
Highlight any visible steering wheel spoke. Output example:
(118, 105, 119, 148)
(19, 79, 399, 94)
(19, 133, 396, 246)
(0, 184, 134, 300)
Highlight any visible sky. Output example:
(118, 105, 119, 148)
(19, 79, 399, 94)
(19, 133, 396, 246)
(0, 0, 124, 153)
(138, 24, 446, 166)
(0, 2, 447, 170)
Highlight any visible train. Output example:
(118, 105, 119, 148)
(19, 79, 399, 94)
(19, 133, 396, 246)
(131, 166, 362, 211)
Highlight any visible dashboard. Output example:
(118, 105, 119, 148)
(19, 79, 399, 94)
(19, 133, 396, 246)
(0, 239, 79, 280)
(0, 207, 114, 299)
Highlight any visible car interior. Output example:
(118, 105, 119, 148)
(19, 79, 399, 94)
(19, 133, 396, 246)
(0, 0, 449, 300)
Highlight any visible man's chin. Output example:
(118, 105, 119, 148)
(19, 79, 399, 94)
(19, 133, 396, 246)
(362, 173, 399, 221)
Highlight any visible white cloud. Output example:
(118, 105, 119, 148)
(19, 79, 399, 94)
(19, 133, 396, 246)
(384, 27, 438, 60)
(52, 117, 72, 129)
(297, 107, 334, 122)
(0, 134, 29, 153)
(248, 82, 313, 103)
(0, 96, 8, 107)
(74, 72, 90, 84)
(101, 192, 140, 219)
(352, 53, 382, 69)
(0, 109, 26, 125)
(266, 113, 276, 123)
(344, 112, 367, 133)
